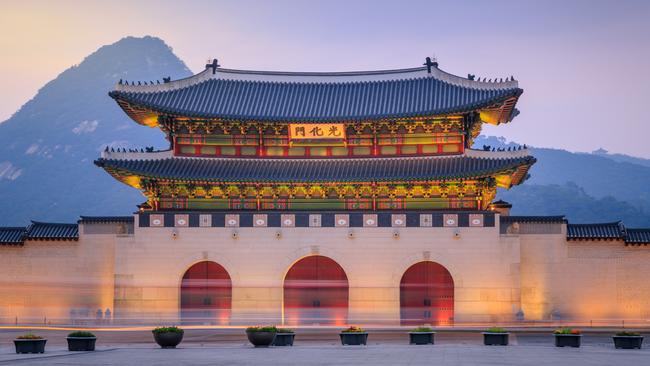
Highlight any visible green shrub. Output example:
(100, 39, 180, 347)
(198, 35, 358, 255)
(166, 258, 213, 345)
(16, 333, 43, 340)
(246, 326, 278, 333)
(553, 328, 580, 335)
(411, 326, 434, 332)
(152, 326, 183, 334)
(341, 326, 365, 333)
(616, 331, 641, 336)
(276, 328, 294, 334)
(485, 327, 507, 333)
(68, 331, 96, 338)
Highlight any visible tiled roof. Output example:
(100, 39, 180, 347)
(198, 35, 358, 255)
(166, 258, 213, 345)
(26, 221, 79, 241)
(95, 151, 536, 184)
(0, 227, 27, 245)
(625, 229, 650, 245)
(566, 222, 625, 241)
(79, 216, 134, 224)
(110, 66, 522, 122)
(501, 215, 566, 224)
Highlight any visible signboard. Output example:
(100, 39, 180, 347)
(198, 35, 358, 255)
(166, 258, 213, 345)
(288, 123, 346, 140)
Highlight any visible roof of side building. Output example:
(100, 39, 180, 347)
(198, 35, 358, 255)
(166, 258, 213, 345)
(566, 222, 626, 240)
(26, 221, 79, 241)
(0, 227, 28, 245)
(625, 228, 650, 245)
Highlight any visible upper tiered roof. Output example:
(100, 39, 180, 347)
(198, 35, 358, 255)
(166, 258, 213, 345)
(109, 59, 522, 125)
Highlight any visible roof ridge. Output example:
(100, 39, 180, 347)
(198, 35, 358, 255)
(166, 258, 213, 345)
(567, 221, 622, 226)
(29, 221, 78, 226)
(112, 62, 519, 94)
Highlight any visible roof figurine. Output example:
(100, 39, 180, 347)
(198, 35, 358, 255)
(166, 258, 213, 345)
(205, 58, 220, 74)
(423, 56, 438, 73)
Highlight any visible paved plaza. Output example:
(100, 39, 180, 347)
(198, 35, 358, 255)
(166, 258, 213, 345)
(0, 329, 647, 365)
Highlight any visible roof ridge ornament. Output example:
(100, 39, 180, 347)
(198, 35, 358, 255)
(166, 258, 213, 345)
(206, 59, 220, 74)
(423, 56, 438, 74)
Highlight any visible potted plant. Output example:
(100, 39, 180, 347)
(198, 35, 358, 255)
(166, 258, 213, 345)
(272, 328, 295, 346)
(483, 327, 509, 346)
(340, 326, 368, 346)
(246, 326, 277, 347)
(409, 326, 435, 345)
(67, 331, 97, 351)
(613, 331, 643, 349)
(553, 328, 581, 347)
(152, 326, 184, 348)
(14, 333, 47, 354)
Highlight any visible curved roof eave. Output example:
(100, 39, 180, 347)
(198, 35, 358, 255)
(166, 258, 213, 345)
(95, 151, 536, 185)
(110, 88, 522, 123)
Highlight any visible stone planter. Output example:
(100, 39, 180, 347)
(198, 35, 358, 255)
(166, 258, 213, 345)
(340, 332, 368, 345)
(67, 337, 97, 351)
(554, 334, 581, 348)
(483, 332, 509, 346)
(14, 339, 47, 354)
(153, 332, 184, 348)
(613, 336, 643, 349)
(409, 332, 435, 345)
(272, 333, 295, 346)
(246, 331, 276, 348)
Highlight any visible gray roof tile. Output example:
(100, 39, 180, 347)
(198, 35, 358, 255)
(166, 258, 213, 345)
(0, 227, 27, 245)
(26, 221, 79, 241)
(567, 222, 625, 240)
(110, 68, 522, 122)
(625, 229, 650, 245)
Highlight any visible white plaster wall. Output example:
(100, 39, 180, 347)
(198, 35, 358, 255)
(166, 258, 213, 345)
(113, 221, 520, 325)
(518, 228, 650, 323)
(0, 228, 115, 324)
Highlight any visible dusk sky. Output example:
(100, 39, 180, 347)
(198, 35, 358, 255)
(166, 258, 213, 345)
(1, 0, 649, 157)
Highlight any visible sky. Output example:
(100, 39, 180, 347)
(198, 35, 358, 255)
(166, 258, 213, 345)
(1, 0, 649, 157)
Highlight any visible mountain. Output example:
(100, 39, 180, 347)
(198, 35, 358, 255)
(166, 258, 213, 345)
(475, 136, 650, 226)
(498, 182, 649, 227)
(0, 36, 192, 226)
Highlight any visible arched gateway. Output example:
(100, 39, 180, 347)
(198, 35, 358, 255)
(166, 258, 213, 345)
(180, 261, 232, 325)
(400, 261, 454, 325)
(283, 256, 349, 325)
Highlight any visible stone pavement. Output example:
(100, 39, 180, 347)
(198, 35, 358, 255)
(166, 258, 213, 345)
(0, 329, 647, 365)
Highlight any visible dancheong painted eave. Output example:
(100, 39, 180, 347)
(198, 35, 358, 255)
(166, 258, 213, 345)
(109, 61, 522, 125)
(94, 149, 536, 186)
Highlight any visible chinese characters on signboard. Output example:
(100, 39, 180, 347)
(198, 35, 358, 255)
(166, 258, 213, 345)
(288, 123, 346, 140)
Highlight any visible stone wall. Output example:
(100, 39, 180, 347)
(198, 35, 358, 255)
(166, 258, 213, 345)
(1, 215, 649, 326)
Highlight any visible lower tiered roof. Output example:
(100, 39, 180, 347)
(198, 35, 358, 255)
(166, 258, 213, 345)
(95, 149, 535, 186)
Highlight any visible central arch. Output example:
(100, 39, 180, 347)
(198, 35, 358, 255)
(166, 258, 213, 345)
(180, 261, 232, 325)
(400, 261, 454, 325)
(283, 255, 349, 325)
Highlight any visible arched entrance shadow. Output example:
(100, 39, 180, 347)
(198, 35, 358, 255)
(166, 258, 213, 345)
(283, 255, 349, 326)
(180, 261, 232, 325)
(400, 261, 454, 326)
